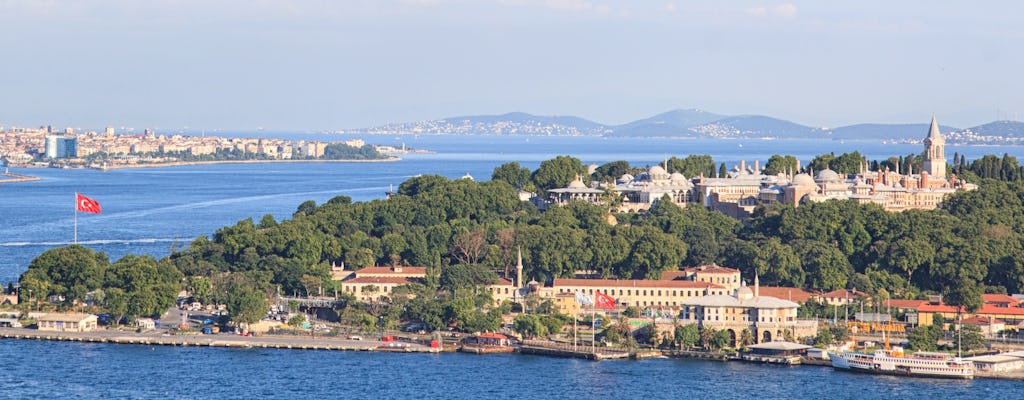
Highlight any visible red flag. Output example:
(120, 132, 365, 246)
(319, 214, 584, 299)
(594, 290, 616, 309)
(76, 193, 102, 214)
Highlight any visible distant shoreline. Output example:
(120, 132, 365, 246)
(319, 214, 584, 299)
(0, 173, 41, 184)
(93, 157, 402, 171)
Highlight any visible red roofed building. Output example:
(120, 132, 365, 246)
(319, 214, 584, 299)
(916, 297, 1024, 326)
(757, 286, 821, 304)
(882, 299, 927, 312)
(544, 278, 728, 308)
(675, 264, 742, 291)
(341, 276, 420, 302)
(352, 266, 427, 279)
(961, 316, 1006, 338)
(821, 288, 870, 306)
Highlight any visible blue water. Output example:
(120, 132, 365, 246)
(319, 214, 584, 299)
(3, 135, 1016, 284)
(2, 135, 1024, 398)
(0, 340, 1017, 400)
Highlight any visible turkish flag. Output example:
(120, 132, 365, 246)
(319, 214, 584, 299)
(76, 193, 102, 214)
(594, 290, 616, 309)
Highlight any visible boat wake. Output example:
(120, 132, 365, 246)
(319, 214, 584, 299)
(0, 238, 193, 247)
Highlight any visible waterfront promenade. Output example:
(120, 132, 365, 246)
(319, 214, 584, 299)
(0, 327, 439, 353)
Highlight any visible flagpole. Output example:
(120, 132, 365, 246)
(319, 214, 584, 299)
(574, 307, 578, 352)
(73, 192, 78, 244)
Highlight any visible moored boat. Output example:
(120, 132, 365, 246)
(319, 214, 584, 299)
(828, 347, 973, 379)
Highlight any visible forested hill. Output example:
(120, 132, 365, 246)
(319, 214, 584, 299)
(20, 153, 1024, 327)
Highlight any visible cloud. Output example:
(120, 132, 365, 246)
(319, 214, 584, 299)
(497, 0, 611, 15)
(745, 3, 798, 19)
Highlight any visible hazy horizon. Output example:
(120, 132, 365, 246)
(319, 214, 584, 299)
(2, 1, 1022, 131)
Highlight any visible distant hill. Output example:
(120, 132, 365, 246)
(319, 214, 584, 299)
(830, 123, 960, 141)
(354, 112, 610, 136)
(960, 120, 1024, 137)
(345, 111, 1023, 143)
(609, 109, 724, 137)
(689, 115, 825, 139)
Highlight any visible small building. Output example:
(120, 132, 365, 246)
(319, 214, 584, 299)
(966, 355, 1024, 373)
(136, 317, 156, 330)
(745, 341, 812, 356)
(37, 313, 98, 332)
(742, 341, 813, 364)
(961, 316, 1006, 338)
(0, 310, 22, 328)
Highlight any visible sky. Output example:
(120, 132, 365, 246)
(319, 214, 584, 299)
(1, 0, 1022, 131)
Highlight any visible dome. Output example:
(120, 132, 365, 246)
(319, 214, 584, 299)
(618, 173, 635, 183)
(792, 173, 816, 187)
(736, 286, 754, 300)
(815, 168, 841, 183)
(670, 172, 687, 183)
(567, 178, 588, 189)
(648, 165, 668, 177)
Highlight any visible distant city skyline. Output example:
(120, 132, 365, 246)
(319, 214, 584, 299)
(1, 1, 1022, 131)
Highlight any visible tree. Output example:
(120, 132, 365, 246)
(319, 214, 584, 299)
(958, 324, 986, 351)
(491, 161, 532, 189)
(591, 160, 634, 183)
(739, 328, 754, 349)
(814, 328, 834, 347)
(531, 155, 586, 193)
(225, 282, 269, 325)
(906, 323, 941, 351)
(667, 155, 715, 178)
(294, 200, 317, 217)
(675, 323, 699, 350)
(451, 229, 488, 265)
(764, 154, 798, 175)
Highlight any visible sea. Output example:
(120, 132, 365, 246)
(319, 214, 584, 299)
(2, 134, 1024, 398)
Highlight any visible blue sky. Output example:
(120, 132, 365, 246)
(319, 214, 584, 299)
(1, 0, 1021, 131)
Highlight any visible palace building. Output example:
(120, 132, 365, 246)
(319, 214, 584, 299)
(544, 116, 976, 218)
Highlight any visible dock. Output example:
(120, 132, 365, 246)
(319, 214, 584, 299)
(0, 328, 441, 353)
(518, 340, 630, 360)
(0, 172, 40, 183)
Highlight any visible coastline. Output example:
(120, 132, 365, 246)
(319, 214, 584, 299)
(92, 157, 402, 171)
(0, 172, 41, 184)
(4, 326, 1023, 381)
(0, 327, 438, 353)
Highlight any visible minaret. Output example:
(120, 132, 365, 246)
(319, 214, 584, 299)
(754, 272, 760, 298)
(516, 247, 524, 288)
(922, 114, 947, 178)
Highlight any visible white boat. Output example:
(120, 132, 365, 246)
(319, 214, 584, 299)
(828, 347, 973, 379)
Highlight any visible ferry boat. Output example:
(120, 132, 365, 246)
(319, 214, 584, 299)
(828, 347, 973, 379)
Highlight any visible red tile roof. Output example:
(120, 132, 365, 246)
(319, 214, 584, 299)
(757, 286, 819, 303)
(883, 299, 927, 310)
(491, 278, 514, 286)
(962, 316, 1005, 325)
(553, 278, 723, 289)
(917, 303, 1024, 316)
(344, 276, 418, 285)
(821, 289, 869, 299)
(983, 294, 1022, 305)
(681, 264, 740, 275)
(477, 332, 509, 340)
(353, 266, 427, 276)
(659, 271, 690, 281)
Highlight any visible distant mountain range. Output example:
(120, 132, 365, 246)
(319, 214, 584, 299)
(342, 109, 1024, 144)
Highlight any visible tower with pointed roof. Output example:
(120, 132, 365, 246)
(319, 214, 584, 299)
(922, 114, 947, 179)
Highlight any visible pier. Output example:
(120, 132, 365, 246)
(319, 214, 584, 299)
(0, 327, 441, 353)
(0, 172, 40, 183)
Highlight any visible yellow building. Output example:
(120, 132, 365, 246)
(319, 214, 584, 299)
(37, 313, 98, 332)
(543, 278, 727, 308)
